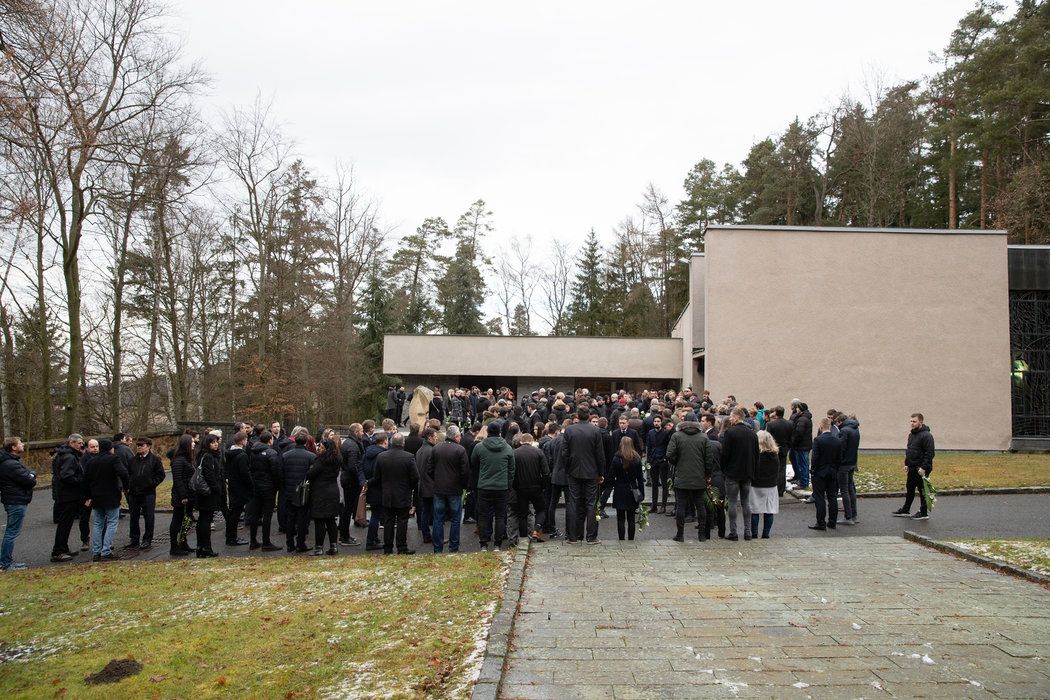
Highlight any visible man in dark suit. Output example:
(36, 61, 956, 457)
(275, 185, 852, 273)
(368, 433, 418, 554)
(808, 418, 842, 531)
(599, 415, 642, 514)
(559, 407, 607, 544)
(764, 406, 794, 496)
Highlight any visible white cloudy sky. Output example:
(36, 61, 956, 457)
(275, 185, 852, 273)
(170, 0, 979, 246)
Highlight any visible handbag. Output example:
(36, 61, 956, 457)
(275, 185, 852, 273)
(631, 487, 645, 505)
(354, 491, 368, 527)
(293, 479, 311, 508)
(189, 458, 211, 496)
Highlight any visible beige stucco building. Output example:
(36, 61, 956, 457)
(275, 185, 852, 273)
(384, 225, 1018, 450)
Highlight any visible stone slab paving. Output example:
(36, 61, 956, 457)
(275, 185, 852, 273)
(500, 536, 1050, 699)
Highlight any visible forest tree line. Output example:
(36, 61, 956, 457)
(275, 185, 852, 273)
(0, 0, 1046, 440)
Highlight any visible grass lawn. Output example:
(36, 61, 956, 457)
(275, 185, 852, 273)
(948, 539, 1050, 576)
(0, 552, 507, 698)
(850, 452, 1050, 492)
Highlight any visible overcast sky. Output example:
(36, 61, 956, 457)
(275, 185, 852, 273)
(170, 1, 979, 248)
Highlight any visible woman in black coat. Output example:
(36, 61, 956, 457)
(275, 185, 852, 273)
(168, 434, 195, 555)
(609, 437, 645, 541)
(194, 434, 222, 558)
(307, 439, 342, 555)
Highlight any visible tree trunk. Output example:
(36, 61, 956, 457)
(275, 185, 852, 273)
(0, 306, 11, 438)
(980, 146, 988, 229)
(62, 226, 84, 436)
(948, 132, 958, 230)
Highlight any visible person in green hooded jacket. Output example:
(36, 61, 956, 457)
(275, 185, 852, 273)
(470, 421, 516, 550)
(666, 413, 714, 542)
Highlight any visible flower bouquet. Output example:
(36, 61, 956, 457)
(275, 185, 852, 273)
(922, 475, 937, 512)
(704, 485, 727, 512)
(636, 503, 650, 531)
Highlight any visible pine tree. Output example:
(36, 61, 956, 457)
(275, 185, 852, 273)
(565, 229, 607, 336)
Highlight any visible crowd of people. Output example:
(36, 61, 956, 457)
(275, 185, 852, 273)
(0, 386, 936, 570)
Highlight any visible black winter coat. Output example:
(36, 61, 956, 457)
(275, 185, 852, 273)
(307, 453, 341, 519)
(428, 440, 469, 496)
(195, 452, 223, 511)
(281, 446, 316, 495)
(838, 419, 861, 466)
(405, 433, 425, 456)
(765, 417, 793, 455)
(610, 428, 643, 459)
(811, 432, 843, 478)
(513, 444, 549, 491)
(415, 442, 436, 498)
(369, 445, 417, 509)
(560, 422, 606, 481)
(249, 442, 283, 496)
(542, 434, 567, 486)
(609, 455, 645, 511)
(790, 410, 813, 450)
(905, 425, 935, 472)
(753, 452, 779, 488)
(170, 454, 193, 506)
(127, 452, 165, 496)
(360, 444, 386, 507)
(224, 447, 253, 501)
(340, 436, 363, 491)
(428, 397, 446, 421)
(51, 446, 86, 504)
(721, 423, 758, 483)
(646, 427, 672, 463)
(0, 450, 35, 506)
(85, 453, 129, 510)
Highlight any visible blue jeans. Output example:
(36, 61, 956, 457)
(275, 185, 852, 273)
(432, 494, 462, 553)
(1, 504, 27, 569)
(367, 504, 384, 547)
(92, 507, 120, 556)
(790, 449, 811, 488)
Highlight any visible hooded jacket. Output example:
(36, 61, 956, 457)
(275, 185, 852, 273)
(471, 436, 516, 491)
(790, 408, 814, 450)
(51, 445, 86, 504)
(249, 442, 283, 496)
(0, 450, 35, 506)
(905, 424, 935, 473)
(837, 418, 861, 467)
(665, 421, 713, 489)
(224, 446, 253, 501)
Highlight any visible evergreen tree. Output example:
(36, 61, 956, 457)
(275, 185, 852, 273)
(564, 229, 608, 336)
(389, 216, 449, 333)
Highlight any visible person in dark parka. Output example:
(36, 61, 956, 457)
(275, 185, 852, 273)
(84, 439, 129, 560)
(414, 427, 438, 544)
(368, 433, 418, 555)
(836, 415, 861, 524)
(307, 439, 342, 555)
(427, 425, 470, 553)
(512, 434, 549, 541)
(169, 434, 196, 555)
(541, 424, 567, 538)
(281, 433, 316, 553)
(194, 434, 223, 557)
(50, 434, 87, 562)
(895, 413, 935, 520)
(809, 418, 842, 530)
(247, 431, 283, 551)
(789, 401, 813, 489)
(646, 417, 672, 514)
(223, 432, 252, 546)
(359, 433, 388, 550)
(0, 437, 35, 571)
(338, 423, 365, 546)
(666, 414, 714, 542)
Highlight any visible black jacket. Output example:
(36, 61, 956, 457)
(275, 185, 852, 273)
(369, 445, 417, 509)
(838, 419, 861, 466)
(428, 439, 469, 496)
(428, 397, 446, 421)
(811, 431, 843, 478)
(905, 425, 935, 472)
(609, 455, 645, 511)
(195, 451, 223, 511)
(170, 453, 193, 506)
(51, 446, 86, 504)
(360, 443, 386, 507)
(753, 452, 779, 488)
(646, 427, 672, 463)
(0, 450, 35, 506)
(405, 433, 425, 456)
(513, 444, 549, 491)
(340, 436, 364, 490)
(224, 447, 253, 501)
(765, 417, 793, 455)
(542, 434, 567, 486)
(790, 409, 813, 450)
(306, 452, 341, 519)
(85, 452, 129, 510)
(560, 422, 606, 481)
(249, 442, 283, 496)
(127, 452, 165, 496)
(281, 446, 316, 495)
(610, 427, 643, 459)
(415, 441, 436, 498)
(721, 423, 758, 483)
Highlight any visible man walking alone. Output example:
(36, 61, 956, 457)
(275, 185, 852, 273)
(893, 413, 935, 521)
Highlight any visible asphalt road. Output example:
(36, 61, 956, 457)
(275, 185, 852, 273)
(6, 490, 1049, 570)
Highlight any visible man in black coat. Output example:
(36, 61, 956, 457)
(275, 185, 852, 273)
(809, 418, 842, 531)
(836, 415, 861, 524)
(124, 437, 165, 550)
(559, 407, 607, 544)
(721, 409, 758, 541)
(428, 425, 470, 553)
(282, 433, 316, 552)
(894, 413, 935, 520)
(224, 431, 252, 546)
(414, 427, 438, 544)
(789, 400, 813, 489)
(248, 431, 283, 551)
(764, 406, 794, 496)
(84, 439, 130, 561)
(513, 434, 549, 542)
(338, 423, 365, 546)
(0, 437, 35, 571)
(368, 433, 418, 555)
(51, 434, 87, 562)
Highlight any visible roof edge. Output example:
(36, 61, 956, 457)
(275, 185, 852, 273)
(707, 224, 1007, 235)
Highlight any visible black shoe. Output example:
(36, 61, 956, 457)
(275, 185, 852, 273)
(140, 541, 152, 550)
(827, 523, 837, 529)
(123, 543, 139, 550)
(547, 530, 563, 540)
(911, 513, 929, 521)
(808, 524, 827, 531)
(249, 542, 261, 550)
(226, 539, 249, 546)
(685, 516, 696, 523)
(170, 549, 189, 556)
(295, 546, 311, 553)
(260, 543, 281, 552)
(397, 548, 415, 555)
(726, 534, 738, 541)
(366, 543, 383, 551)
(286, 544, 295, 553)
(744, 533, 752, 540)
(100, 553, 117, 561)
(672, 534, 684, 543)
(892, 509, 911, 517)
(761, 534, 770, 539)
(50, 553, 74, 562)
(326, 547, 337, 555)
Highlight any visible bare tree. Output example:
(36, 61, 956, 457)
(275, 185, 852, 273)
(537, 238, 573, 334)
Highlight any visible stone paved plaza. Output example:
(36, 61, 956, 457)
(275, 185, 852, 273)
(500, 536, 1050, 699)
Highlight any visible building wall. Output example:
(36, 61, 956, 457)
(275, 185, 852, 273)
(384, 334, 682, 380)
(703, 226, 1012, 450)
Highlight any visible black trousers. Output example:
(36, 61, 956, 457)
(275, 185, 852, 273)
(901, 468, 928, 515)
(566, 477, 599, 542)
(248, 491, 276, 544)
(52, 500, 81, 556)
(226, 493, 249, 543)
(477, 488, 508, 546)
(675, 488, 707, 539)
(616, 509, 637, 540)
(515, 486, 547, 537)
(812, 472, 839, 526)
(544, 483, 568, 534)
(382, 506, 410, 553)
(196, 509, 214, 552)
(463, 488, 478, 521)
(127, 492, 156, 545)
(78, 504, 91, 544)
(777, 448, 789, 497)
(338, 475, 357, 541)
(650, 460, 669, 508)
(314, 517, 337, 549)
(286, 503, 311, 550)
(417, 496, 433, 539)
(170, 503, 191, 551)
